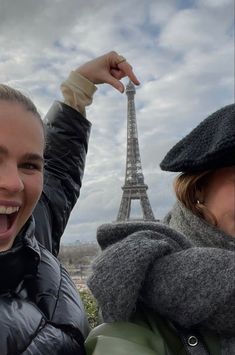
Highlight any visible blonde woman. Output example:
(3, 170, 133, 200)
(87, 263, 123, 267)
(0, 51, 138, 355)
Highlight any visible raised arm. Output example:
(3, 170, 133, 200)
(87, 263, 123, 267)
(33, 51, 139, 256)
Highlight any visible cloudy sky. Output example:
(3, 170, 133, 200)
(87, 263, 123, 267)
(0, 0, 234, 244)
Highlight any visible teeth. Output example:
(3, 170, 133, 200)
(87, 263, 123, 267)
(0, 206, 20, 214)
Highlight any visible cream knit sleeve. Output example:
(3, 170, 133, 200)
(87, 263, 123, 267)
(60, 70, 97, 117)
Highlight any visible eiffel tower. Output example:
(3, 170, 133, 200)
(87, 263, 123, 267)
(116, 81, 155, 221)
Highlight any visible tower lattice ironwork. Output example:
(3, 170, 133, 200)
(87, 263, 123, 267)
(116, 81, 155, 221)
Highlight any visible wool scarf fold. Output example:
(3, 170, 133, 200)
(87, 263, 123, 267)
(88, 201, 235, 354)
(164, 201, 235, 250)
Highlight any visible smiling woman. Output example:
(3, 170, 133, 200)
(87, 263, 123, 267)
(0, 51, 140, 355)
(0, 83, 90, 355)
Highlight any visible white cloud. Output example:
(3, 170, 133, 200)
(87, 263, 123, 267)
(149, 0, 178, 25)
(158, 2, 233, 52)
(198, 0, 233, 7)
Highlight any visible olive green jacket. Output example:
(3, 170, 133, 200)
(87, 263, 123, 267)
(85, 310, 220, 355)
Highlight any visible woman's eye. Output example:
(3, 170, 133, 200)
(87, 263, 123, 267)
(21, 162, 42, 171)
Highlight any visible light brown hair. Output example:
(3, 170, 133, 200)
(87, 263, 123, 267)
(174, 171, 217, 226)
(0, 84, 45, 135)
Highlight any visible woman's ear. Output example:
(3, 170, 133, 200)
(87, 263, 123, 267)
(195, 186, 204, 204)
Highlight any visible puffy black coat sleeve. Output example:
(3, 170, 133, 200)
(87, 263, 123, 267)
(33, 101, 91, 256)
(0, 247, 90, 354)
(0, 298, 85, 355)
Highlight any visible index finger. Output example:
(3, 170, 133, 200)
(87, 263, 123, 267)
(118, 61, 140, 85)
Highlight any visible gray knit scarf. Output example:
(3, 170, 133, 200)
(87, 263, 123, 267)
(88, 201, 235, 354)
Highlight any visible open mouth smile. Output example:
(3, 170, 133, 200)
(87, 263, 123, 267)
(0, 206, 20, 236)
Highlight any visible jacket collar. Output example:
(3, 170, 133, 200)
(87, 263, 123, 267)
(18, 216, 41, 257)
(0, 216, 41, 293)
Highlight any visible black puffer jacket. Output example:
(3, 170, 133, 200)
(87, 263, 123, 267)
(0, 217, 89, 354)
(34, 101, 91, 256)
(0, 102, 90, 354)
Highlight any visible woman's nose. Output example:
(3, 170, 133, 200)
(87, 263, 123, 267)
(0, 165, 24, 193)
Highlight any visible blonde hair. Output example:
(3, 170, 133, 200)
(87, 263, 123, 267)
(0, 84, 45, 136)
(174, 171, 217, 226)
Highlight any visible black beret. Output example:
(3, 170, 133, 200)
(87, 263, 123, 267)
(160, 103, 235, 173)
